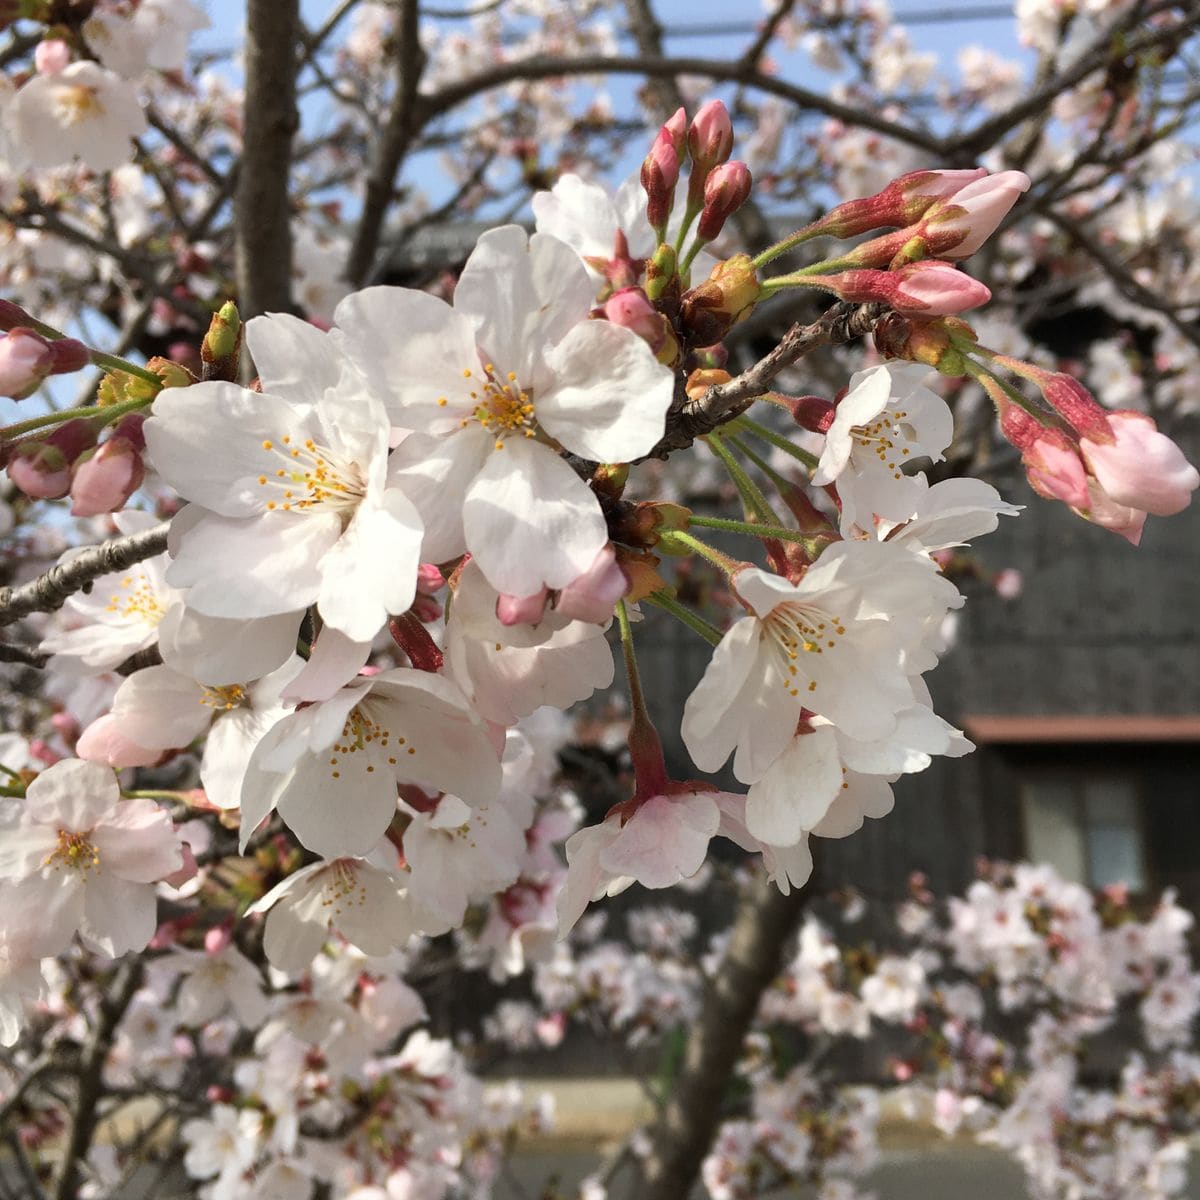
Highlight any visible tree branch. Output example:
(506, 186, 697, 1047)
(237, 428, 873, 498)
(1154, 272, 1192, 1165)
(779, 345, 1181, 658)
(643, 302, 883, 459)
(631, 872, 808, 1200)
(346, 0, 429, 287)
(0, 525, 169, 628)
(52, 959, 143, 1200)
(236, 0, 302, 320)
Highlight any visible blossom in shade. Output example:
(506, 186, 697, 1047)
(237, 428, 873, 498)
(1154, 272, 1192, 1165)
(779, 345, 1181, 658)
(0, 758, 181, 957)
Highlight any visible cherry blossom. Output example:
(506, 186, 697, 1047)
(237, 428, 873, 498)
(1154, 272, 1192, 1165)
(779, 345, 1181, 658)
(0, 758, 181, 957)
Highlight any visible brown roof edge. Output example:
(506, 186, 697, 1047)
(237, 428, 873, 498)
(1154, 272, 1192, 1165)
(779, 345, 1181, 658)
(962, 715, 1200, 743)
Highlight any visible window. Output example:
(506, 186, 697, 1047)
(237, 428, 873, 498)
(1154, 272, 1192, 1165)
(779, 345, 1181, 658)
(1021, 773, 1146, 890)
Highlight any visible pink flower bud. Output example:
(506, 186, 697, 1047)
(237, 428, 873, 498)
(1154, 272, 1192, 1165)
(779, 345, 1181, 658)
(6, 418, 97, 500)
(34, 39, 70, 75)
(204, 924, 233, 954)
(69, 434, 147, 517)
(416, 563, 445, 594)
(496, 588, 549, 626)
(641, 129, 680, 234)
(697, 161, 752, 241)
(921, 170, 1031, 259)
(662, 106, 688, 157)
(555, 544, 628, 624)
(0, 300, 35, 331)
(47, 337, 90, 376)
(0, 328, 53, 400)
(687, 100, 734, 169)
(993, 568, 1022, 600)
(1080, 412, 1199, 517)
(604, 287, 665, 350)
(50, 711, 80, 743)
(816, 168, 988, 238)
(817, 262, 990, 315)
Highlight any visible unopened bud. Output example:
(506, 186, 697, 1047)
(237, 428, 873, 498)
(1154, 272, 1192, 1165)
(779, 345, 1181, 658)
(687, 100, 734, 170)
(0, 299, 35, 331)
(920, 170, 1031, 259)
(783, 394, 837, 434)
(0, 328, 53, 399)
(641, 129, 680, 237)
(603, 287, 679, 366)
(47, 337, 89, 376)
(874, 312, 971, 375)
(201, 300, 242, 382)
(662, 106, 687, 157)
(7, 418, 97, 500)
(816, 261, 991, 316)
(678, 254, 761, 344)
(591, 462, 629, 501)
(812, 168, 987, 239)
(697, 161, 752, 242)
(34, 38, 69, 75)
(988, 355, 1110, 441)
(644, 243, 678, 304)
(69, 416, 147, 517)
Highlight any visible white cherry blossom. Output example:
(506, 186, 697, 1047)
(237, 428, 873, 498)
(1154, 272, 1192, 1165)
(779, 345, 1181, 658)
(7, 61, 147, 172)
(239, 668, 501, 859)
(336, 225, 674, 595)
(144, 314, 423, 642)
(0, 759, 181, 957)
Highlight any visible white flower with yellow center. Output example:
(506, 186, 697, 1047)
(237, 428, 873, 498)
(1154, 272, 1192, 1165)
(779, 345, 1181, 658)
(239, 668, 502, 859)
(812, 362, 954, 529)
(40, 510, 180, 675)
(7, 61, 147, 172)
(681, 540, 962, 785)
(144, 314, 423, 643)
(0, 759, 181, 958)
(335, 225, 674, 596)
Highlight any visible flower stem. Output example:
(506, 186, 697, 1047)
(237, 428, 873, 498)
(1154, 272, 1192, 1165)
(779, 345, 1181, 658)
(0, 394, 152, 442)
(644, 589, 724, 647)
(688, 514, 812, 544)
(704, 432, 782, 526)
(663, 530, 743, 577)
(730, 414, 820, 469)
(617, 599, 669, 797)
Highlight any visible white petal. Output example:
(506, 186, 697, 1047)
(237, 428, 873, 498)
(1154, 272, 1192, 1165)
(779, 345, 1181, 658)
(158, 604, 302, 687)
(386, 431, 486, 563)
(24, 758, 120, 831)
(245, 312, 344, 405)
(463, 438, 606, 594)
(539, 320, 673, 462)
(746, 728, 843, 846)
(168, 510, 339, 619)
(316, 490, 422, 641)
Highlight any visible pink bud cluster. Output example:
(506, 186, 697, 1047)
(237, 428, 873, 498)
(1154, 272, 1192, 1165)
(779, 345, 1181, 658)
(986, 363, 1198, 544)
(640, 100, 752, 245)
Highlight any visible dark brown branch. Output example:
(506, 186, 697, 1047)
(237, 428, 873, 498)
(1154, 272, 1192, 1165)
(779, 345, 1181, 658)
(0, 642, 48, 669)
(631, 872, 808, 1200)
(236, 0, 302, 320)
(52, 959, 143, 1200)
(0, 524, 169, 628)
(1037, 204, 1200, 352)
(419, 52, 946, 156)
(346, 0, 429, 287)
(643, 302, 883, 459)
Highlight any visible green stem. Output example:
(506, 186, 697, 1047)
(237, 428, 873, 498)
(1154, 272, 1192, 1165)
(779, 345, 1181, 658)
(0, 394, 153, 442)
(758, 264, 850, 298)
(673, 200, 702, 257)
(679, 238, 708, 277)
(752, 222, 829, 268)
(962, 357, 1051, 422)
(688, 514, 812, 545)
(644, 590, 724, 647)
(0, 784, 26, 798)
(704, 432, 782, 526)
(89, 352, 163, 387)
(121, 789, 194, 803)
(663, 530, 743, 576)
(731, 414, 820, 470)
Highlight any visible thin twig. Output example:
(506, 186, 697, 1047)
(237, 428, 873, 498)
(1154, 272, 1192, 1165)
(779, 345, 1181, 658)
(0, 524, 169, 628)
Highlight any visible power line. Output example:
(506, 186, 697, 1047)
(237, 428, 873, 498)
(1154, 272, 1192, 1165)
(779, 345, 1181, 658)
(634, 7, 1017, 38)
